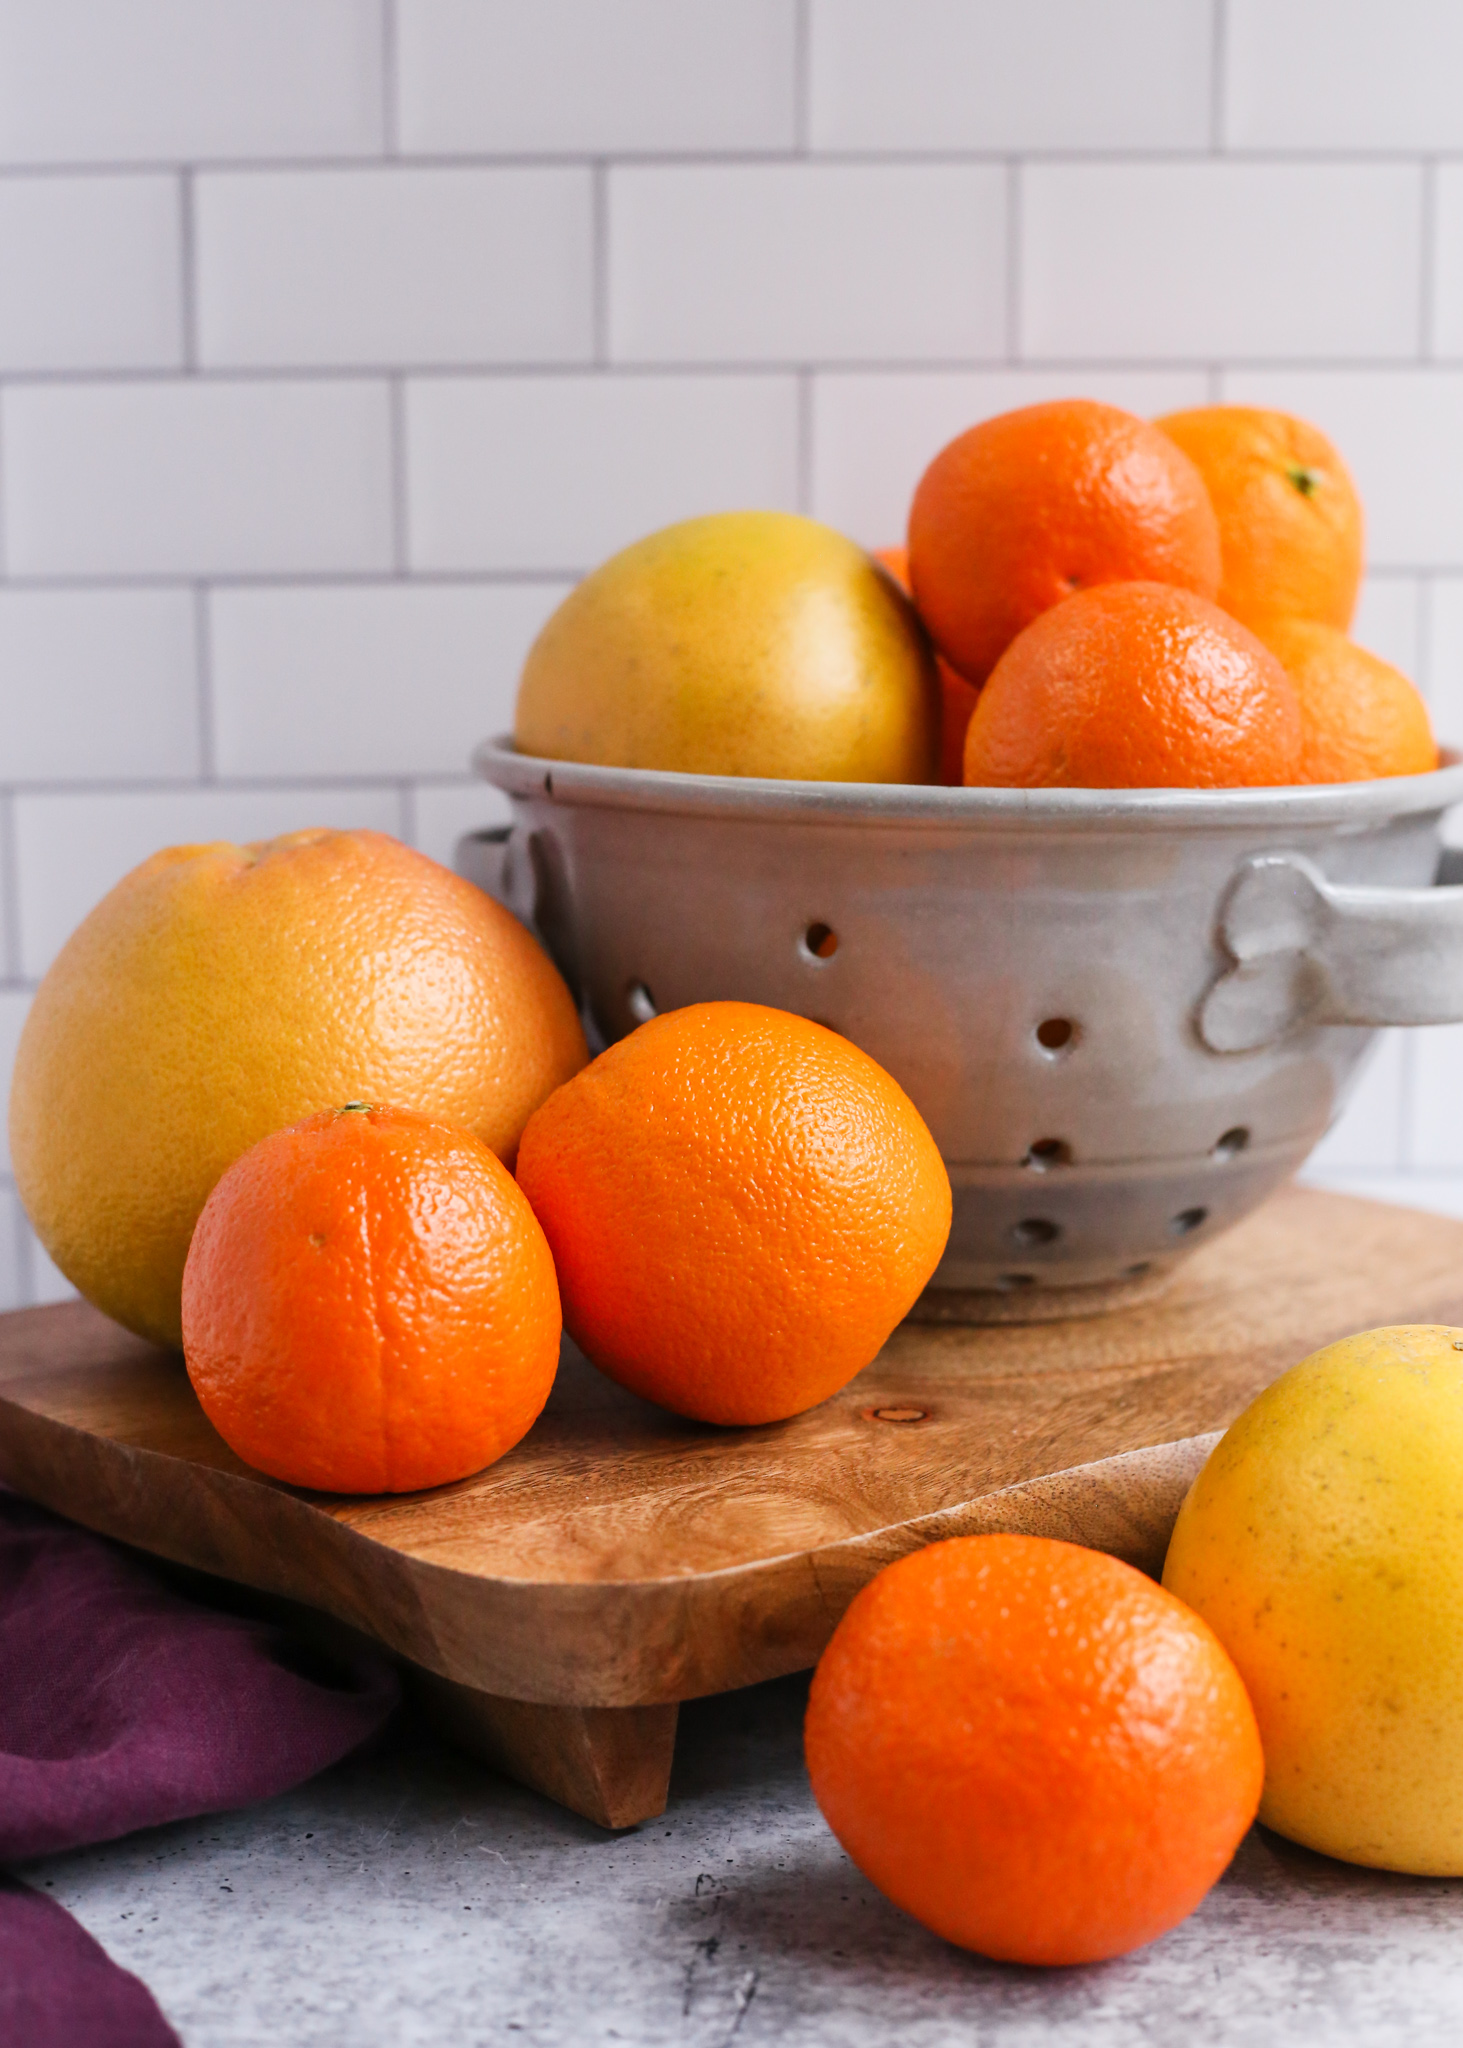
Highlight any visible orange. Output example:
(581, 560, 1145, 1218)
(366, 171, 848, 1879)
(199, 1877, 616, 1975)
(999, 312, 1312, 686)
(9, 829, 587, 1349)
(963, 582, 1303, 789)
(805, 1533, 1264, 1966)
(1157, 406, 1363, 633)
(1251, 616, 1438, 783)
(907, 399, 1221, 685)
(182, 1104, 561, 1494)
(874, 545, 980, 784)
(515, 1001, 952, 1426)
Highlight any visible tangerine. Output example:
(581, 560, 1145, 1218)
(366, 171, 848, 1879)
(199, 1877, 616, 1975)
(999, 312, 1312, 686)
(907, 399, 1221, 684)
(1251, 616, 1437, 783)
(515, 1002, 951, 1426)
(963, 582, 1303, 789)
(9, 829, 586, 1348)
(805, 1534, 1263, 1965)
(182, 1103, 561, 1494)
(1156, 406, 1363, 633)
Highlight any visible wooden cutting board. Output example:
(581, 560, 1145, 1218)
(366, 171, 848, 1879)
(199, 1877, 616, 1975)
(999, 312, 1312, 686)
(2, 1184, 1461, 1828)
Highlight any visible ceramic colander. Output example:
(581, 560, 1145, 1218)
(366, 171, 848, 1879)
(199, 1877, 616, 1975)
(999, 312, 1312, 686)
(461, 739, 1463, 1315)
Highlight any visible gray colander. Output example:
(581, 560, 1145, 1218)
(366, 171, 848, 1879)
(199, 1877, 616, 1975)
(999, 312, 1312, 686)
(460, 738, 1463, 1314)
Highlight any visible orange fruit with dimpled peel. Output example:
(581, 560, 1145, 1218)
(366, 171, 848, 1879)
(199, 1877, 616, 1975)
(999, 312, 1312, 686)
(908, 398, 1221, 685)
(1251, 615, 1437, 783)
(963, 582, 1303, 790)
(806, 1532, 1263, 1965)
(1156, 405, 1363, 634)
(515, 1001, 952, 1426)
(183, 1103, 561, 1495)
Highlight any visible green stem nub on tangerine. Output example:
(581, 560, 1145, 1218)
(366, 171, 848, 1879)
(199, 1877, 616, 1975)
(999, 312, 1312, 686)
(337, 1101, 373, 1116)
(1285, 463, 1324, 498)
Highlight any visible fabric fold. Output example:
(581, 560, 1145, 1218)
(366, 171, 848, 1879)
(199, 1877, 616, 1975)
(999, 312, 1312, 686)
(0, 1488, 401, 2035)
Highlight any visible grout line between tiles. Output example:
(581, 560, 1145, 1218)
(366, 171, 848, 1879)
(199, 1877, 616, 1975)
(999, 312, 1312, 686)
(0, 147, 1452, 175)
(3, 354, 1463, 389)
(1421, 158, 1438, 361)
(0, 568, 587, 593)
(592, 162, 610, 365)
(1005, 161, 1021, 363)
(793, 0, 811, 154)
(179, 168, 198, 370)
(0, 795, 21, 982)
(382, 0, 399, 157)
(1209, 0, 1228, 153)
(2, 561, 1462, 599)
(388, 374, 410, 572)
(1, 773, 457, 798)
(193, 584, 216, 779)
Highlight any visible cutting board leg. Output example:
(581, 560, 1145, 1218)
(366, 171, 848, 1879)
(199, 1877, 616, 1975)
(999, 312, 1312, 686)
(412, 1671, 679, 1830)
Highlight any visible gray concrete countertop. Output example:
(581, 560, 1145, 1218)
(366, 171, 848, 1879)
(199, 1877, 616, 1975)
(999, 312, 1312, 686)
(21, 1674, 1463, 2047)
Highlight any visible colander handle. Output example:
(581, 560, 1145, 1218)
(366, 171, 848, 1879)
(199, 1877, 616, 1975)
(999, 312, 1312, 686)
(455, 826, 527, 919)
(453, 823, 582, 998)
(1200, 851, 1463, 1053)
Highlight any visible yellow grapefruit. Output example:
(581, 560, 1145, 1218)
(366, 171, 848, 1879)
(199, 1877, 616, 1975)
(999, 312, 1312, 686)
(9, 829, 586, 1348)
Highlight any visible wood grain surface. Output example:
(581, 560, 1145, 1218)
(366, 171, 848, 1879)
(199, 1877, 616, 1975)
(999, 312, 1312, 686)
(1, 1186, 1460, 1711)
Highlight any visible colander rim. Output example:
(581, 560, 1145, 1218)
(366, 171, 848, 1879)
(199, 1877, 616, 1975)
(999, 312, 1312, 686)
(476, 737, 1463, 834)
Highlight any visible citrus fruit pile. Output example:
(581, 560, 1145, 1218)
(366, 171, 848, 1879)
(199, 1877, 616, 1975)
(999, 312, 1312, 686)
(9, 829, 952, 1488)
(514, 400, 1438, 793)
(6, 403, 1458, 1979)
(10, 831, 1463, 1967)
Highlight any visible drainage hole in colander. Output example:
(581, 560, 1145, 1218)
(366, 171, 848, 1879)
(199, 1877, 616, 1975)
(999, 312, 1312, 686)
(626, 981, 658, 1024)
(997, 1272, 1038, 1290)
(1035, 1017, 1076, 1054)
(1170, 1206, 1208, 1236)
(1211, 1126, 1250, 1161)
(803, 922, 839, 961)
(1024, 1138, 1072, 1170)
(1011, 1217, 1061, 1247)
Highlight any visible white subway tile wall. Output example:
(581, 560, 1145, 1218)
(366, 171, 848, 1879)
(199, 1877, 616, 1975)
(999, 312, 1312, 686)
(2, 380, 396, 577)
(1021, 163, 1424, 362)
(0, 1, 385, 164)
(395, 0, 798, 156)
(0, 174, 183, 372)
(209, 581, 569, 779)
(608, 163, 1008, 363)
(404, 374, 801, 570)
(808, 0, 1215, 153)
(194, 167, 596, 370)
(1, 0, 1460, 1309)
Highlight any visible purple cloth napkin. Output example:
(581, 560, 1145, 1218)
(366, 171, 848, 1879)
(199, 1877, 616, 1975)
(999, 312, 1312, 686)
(0, 1876, 181, 2047)
(0, 1489, 401, 2044)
